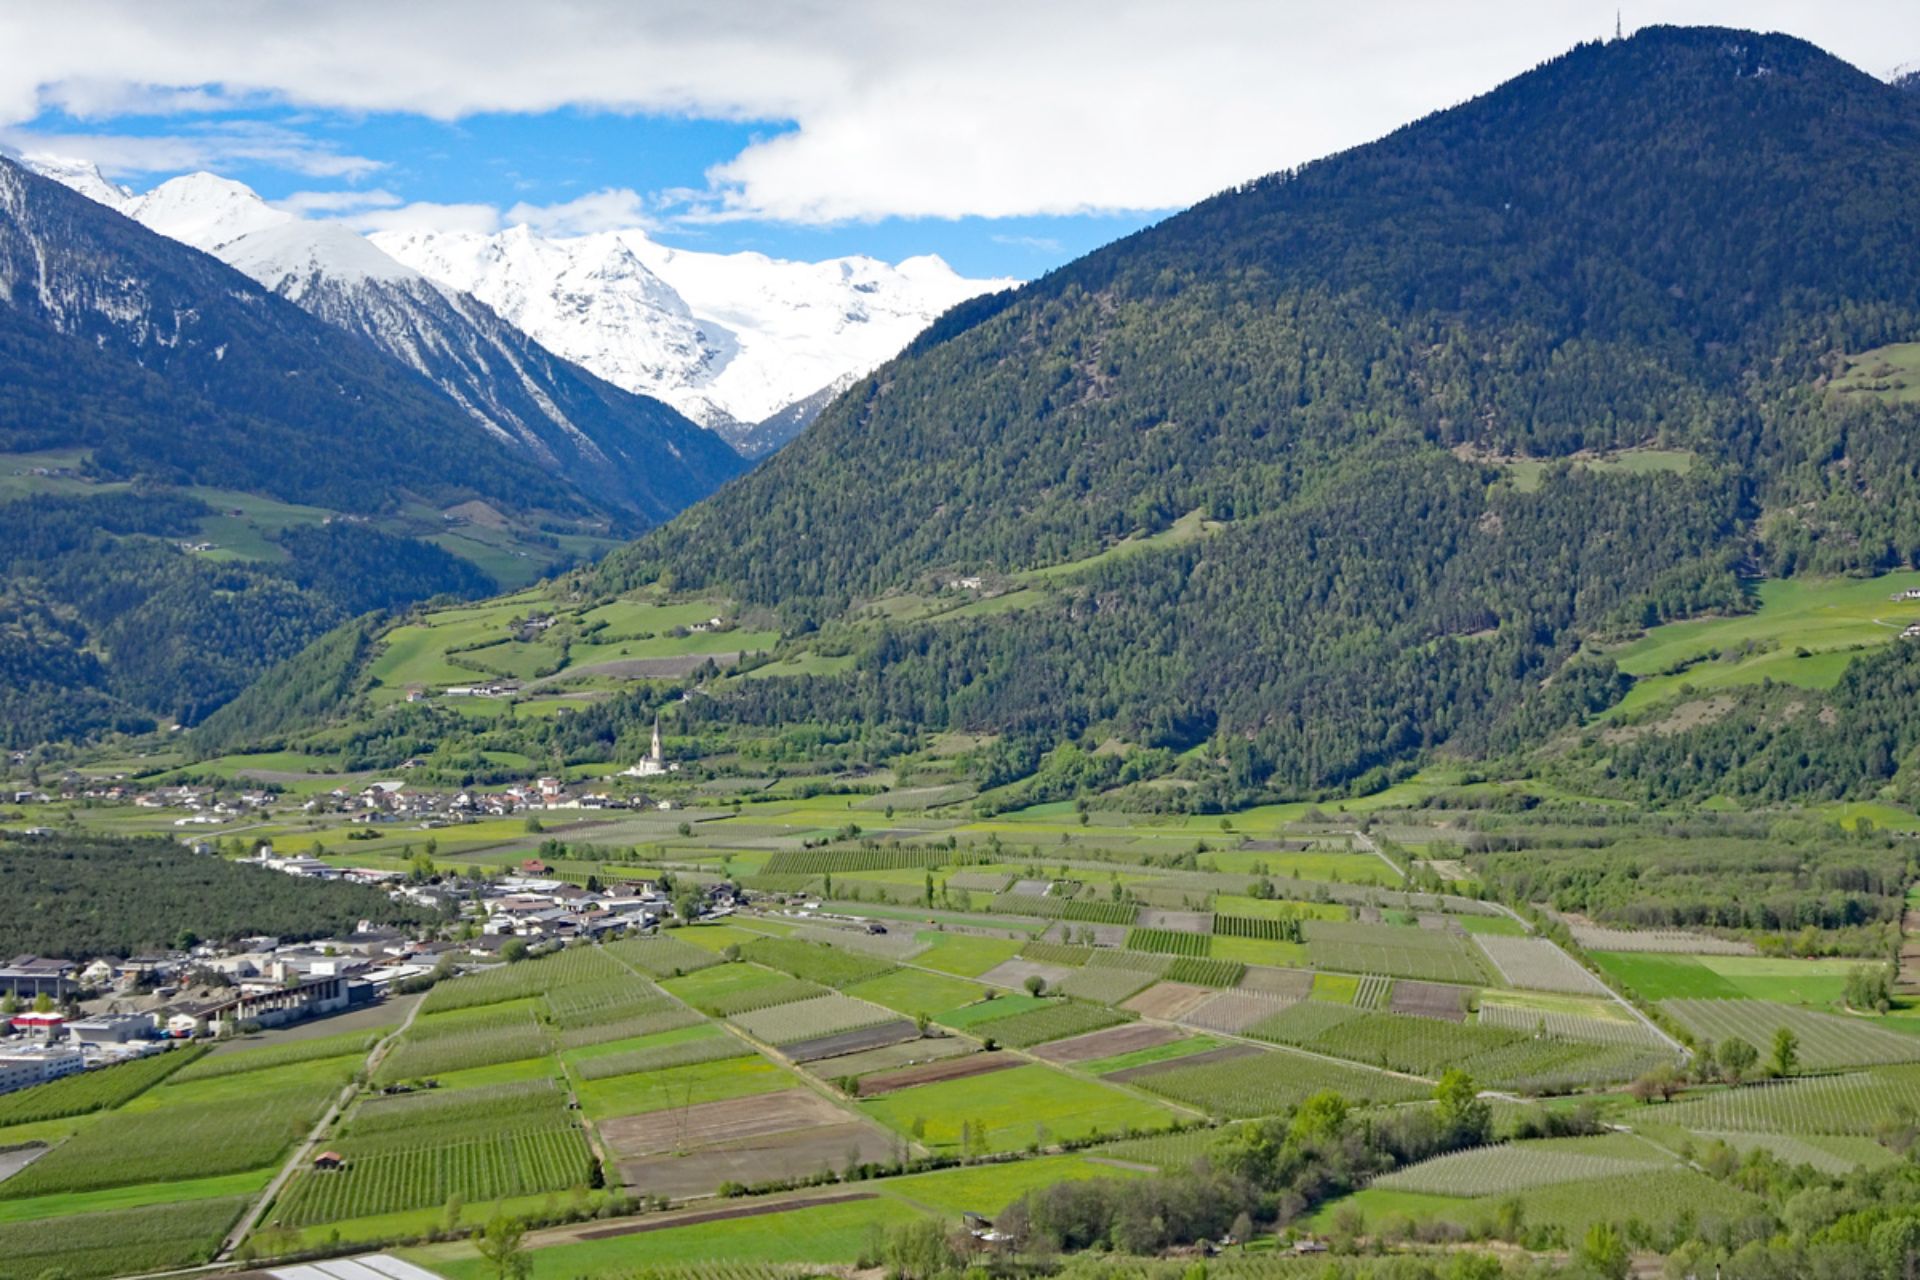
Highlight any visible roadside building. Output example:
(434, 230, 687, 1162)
(0, 1044, 84, 1094)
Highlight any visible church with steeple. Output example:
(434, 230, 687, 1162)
(621, 712, 677, 778)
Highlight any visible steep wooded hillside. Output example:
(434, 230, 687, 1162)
(572, 28, 1920, 802)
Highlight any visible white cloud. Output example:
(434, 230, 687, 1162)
(273, 188, 403, 215)
(991, 233, 1065, 255)
(2, 1, 1918, 224)
(503, 187, 658, 236)
(340, 200, 504, 235)
(0, 120, 381, 180)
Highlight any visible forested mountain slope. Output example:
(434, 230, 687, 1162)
(0, 158, 738, 741)
(0, 158, 581, 514)
(566, 28, 1920, 802)
(222, 221, 746, 524)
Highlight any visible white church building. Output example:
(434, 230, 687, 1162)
(621, 715, 680, 778)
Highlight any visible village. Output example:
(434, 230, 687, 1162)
(0, 723, 744, 1099)
(0, 857, 745, 1098)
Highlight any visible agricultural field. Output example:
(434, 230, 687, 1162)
(936, 994, 1051, 1029)
(376, 1002, 552, 1083)
(1311, 1166, 1763, 1251)
(546, 977, 682, 1034)
(1567, 924, 1754, 954)
(1125, 927, 1211, 958)
(662, 963, 820, 1015)
(423, 945, 631, 1013)
(271, 1080, 592, 1229)
(729, 992, 900, 1045)
(1660, 1000, 1920, 1068)
(1372, 1139, 1670, 1197)
(0, 1045, 203, 1125)
(1471, 935, 1607, 994)
(1658, 1066, 1920, 1135)
(0, 1195, 250, 1280)
(1161, 957, 1246, 987)
(1125, 1045, 1426, 1117)
(573, 1029, 751, 1080)
(1, 1069, 345, 1199)
(954, 999, 1132, 1048)
(844, 968, 987, 1017)
(1477, 999, 1667, 1047)
(741, 936, 897, 987)
(1056, 965, 1159, 1003)
(1303, 920, 1493, 985)
(607, 935, 728, 978)
(1694, 1130, 1897, 1176)
(899, 933, 1024, 978)
(576, 1054, 798, 1121)
(175, 1032, 378, 1081)
(858, 1062, 1181, 1153)
(1587, 951, 1746, 1000)
(1243, 1001, 1665, 1089)
(415, 1192, 925, 1279)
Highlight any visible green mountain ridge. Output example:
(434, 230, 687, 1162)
(76, 27, 1920, 810)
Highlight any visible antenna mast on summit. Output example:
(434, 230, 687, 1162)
(1616, 10, 1623, 40)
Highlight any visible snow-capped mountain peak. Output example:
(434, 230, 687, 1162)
(373, 222, 1015, 441)
(123, 172, 293, 253)
(18, 153, 130, 209)
(219, 220, 423, 298)
(26, 151, 1018, 453)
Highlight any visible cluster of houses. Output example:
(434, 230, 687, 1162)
(0, 856, 743, 1099)
(474, 870, 737, 940)
(290, 776, 660, 826)
(3, 780, 277, 821)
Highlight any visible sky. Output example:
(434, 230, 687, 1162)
(3, 1, 1919, 280)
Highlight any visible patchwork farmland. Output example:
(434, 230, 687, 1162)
(9, 776, 1905, 1280)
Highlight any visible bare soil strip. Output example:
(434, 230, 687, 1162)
(600, 1089, 847, 1158)
(617, 1123, 899, 1200)
(784, 1020, 920, 1063)
(857, 1052, 1020, 1095)
(1123, 982, 1214, 1020)
(1031, 1022, 1183, 1065)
